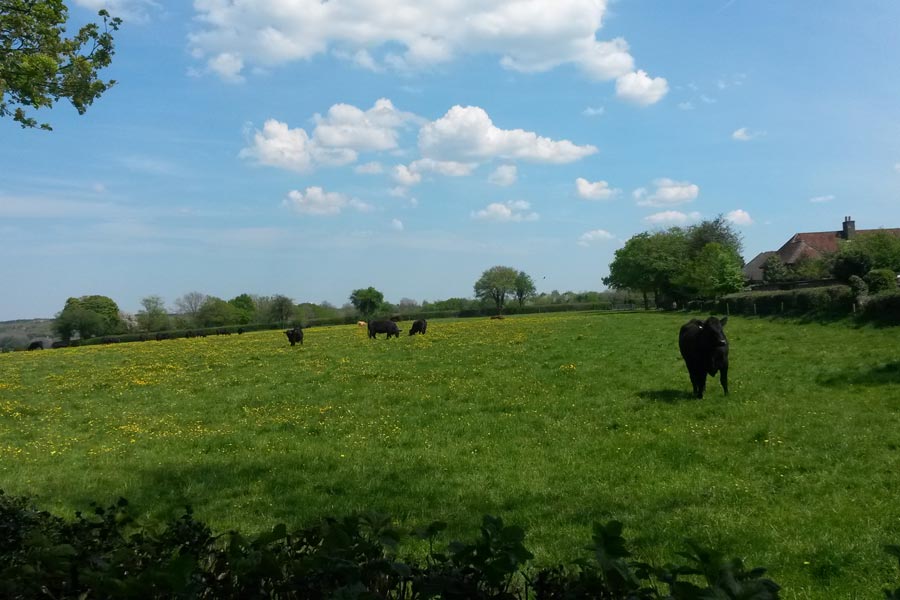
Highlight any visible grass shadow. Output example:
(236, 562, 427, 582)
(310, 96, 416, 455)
(636, 389, 695, 403)
(818, 361, 900, 387)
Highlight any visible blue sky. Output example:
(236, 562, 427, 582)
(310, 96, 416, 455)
(2, 0, 899, 320)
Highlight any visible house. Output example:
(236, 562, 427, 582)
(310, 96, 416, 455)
(744, 217, 900, 282)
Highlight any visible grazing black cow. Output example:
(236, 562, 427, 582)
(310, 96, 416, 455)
(185, 330, 195, 338)
(51, 341, 69, 349)
(368, 320, 400, 339)
(285, 327, 304, 346)
(237, 328, 244, 335)
(678, 316, 729, 399)
(409, 319, 427, 336)
(216, 328, 231, 336)
(156, 332, 170, 341)
(26, 341, 44, 351)
(100, 337, 121, 344)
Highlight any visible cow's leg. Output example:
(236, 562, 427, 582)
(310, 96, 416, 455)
(692, 368, 705, 399)
(720, 365, 728, 395)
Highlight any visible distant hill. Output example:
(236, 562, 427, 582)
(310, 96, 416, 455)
(0, 319, 56, 351)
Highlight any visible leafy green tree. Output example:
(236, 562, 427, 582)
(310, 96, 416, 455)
(196, 296, 239, 328)
(603, 230, 688, 309)
(228, 293, 256, 324)
(1, 1, 122, 130)
(677, 243, 745, 299)
(513, 271, 536, 307)
(136, 295, 169, 332)
(52, 295, 121, 340)
(349, 287, 384, 318)
(762, 255, 791, 283)
(474, 266, 518, 315)
(686, 215, 743, 258)
(267, 294, 295, 326)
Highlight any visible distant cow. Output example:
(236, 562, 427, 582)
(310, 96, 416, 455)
(678, 316, 729, 399)
(100, 337, 121, 344)
(26, 341, 43, 351)
(285, 327, 304, 346)
(357, 321, 367, 327)
(156, 332, 170, 341)
(409, 319, 427, 336)
(368, 320, 400, 339)
(51, 341, 69, 349)
(490, 315, 504, 320)
(237, 328, 244, 335)
(216, 328, 231, 336)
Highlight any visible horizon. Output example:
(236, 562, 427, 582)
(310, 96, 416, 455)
(3, 1, 899, 321)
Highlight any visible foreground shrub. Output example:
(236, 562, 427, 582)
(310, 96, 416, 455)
(864, 268, 898, 294)
(861, 290, 900, 325)
(0, 491, 789, 599)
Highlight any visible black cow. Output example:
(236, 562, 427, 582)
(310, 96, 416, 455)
(368, 320, 400, 339)
(26, 341, 44, 351)
(678, 316, 729, 399)
(409, 319, 427, 336)
(156, 332, 170, 341)
(285, 327, 304, 346)
(51, 341, 69, 349)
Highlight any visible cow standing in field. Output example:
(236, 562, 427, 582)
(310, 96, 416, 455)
(409, 319, 427, 335)
(26, 341, 43, 351)
(368, 320, 400, 339)
(285, 327, 304, 346)
(678, 316, 729, 399)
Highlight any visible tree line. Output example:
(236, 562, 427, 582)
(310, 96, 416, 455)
(47, 272, 642, 342)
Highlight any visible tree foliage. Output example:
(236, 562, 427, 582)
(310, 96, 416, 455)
(513, 271, 536, 307)
(604, 216, 745, 304)
(136, 295, 169, 332)
(268, 294, 295, 325)
(196, 297, 238, 328)
(474, 266, 519, 314)
(53, 294, 122, 340)
(228, 293, 256, 324)
(349, 287, 383, 318)
(1, 1, 122, 130)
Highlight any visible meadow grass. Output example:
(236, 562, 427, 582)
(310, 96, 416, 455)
(1, 312, 899, 598)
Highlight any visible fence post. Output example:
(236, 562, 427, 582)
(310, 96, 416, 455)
(753, 302, 757, 315)
(726, 302, 730, 316)
(780, 301, 784, 314)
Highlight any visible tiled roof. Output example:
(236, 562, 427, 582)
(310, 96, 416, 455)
(743, 251, 776, 281)
(776, 228, 900, 265)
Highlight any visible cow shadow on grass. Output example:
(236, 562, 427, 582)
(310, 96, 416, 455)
(817, 361, 900, 387)
(636, 389, 695, 403)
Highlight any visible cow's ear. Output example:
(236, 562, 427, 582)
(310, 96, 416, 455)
(720, 316, 728, 327)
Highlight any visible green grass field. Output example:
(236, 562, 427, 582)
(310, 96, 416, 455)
(1, 312, 899, 598)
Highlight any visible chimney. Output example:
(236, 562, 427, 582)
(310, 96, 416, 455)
(842, 216, 856, 240)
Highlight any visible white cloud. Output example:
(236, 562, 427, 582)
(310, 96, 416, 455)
(392, 164, 422, 186)
(240, 119, 355, 173)
(241, 99, 418, 173)
(634, 178, 699, 207)
(643, 210, 702, 225)
(576, 177, 619, 200)
(894, 162, 900, 172)
(582, 106, 605, 117)
(677, 101, 694, 111)
(615, 70, 669, 106)
(189, 1, 662, 99)
(355, 161, 384, 174)
(489, 165, 518, 186)
(92, 183, 107, 194)
(208, 52, 245, 83)
(725, 209, 753, 225)
(700, 94, 716, 104)
(472, 200, 538, 222)
(391, 218, 404, 231)
(312, 98, 419, 151)
(809, 194, 835, 203)
(732, 127, 765, 141)
(420, 105, 597, 164)
(578, 229, 614, 246)
(391, 158, 476, 187)
(283, 187, 371, 216)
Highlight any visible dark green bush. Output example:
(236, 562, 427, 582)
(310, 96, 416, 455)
(861, 290, 900, 325)
(864, 268, 898, 294)
(0, 491, 792, 600)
